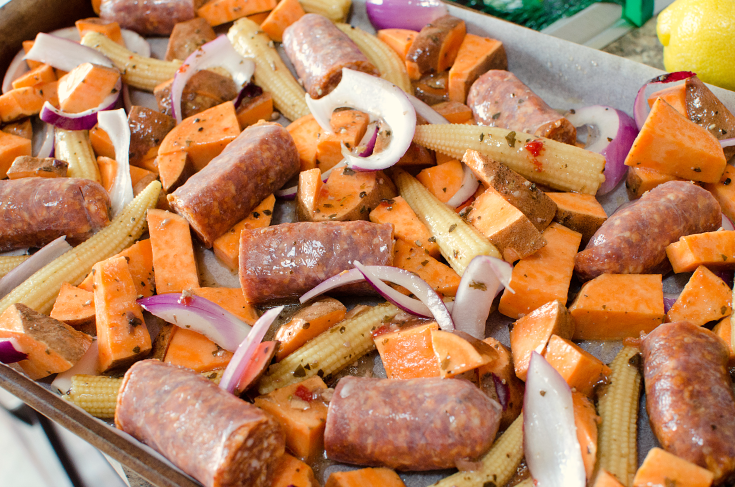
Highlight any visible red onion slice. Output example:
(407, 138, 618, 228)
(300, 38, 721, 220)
(34, 123, 55, 158)
(451, 255, 512, 339)
(138, 293, 253, 352)
(171, 35, 254, 124)
(120, 30, 150, 57)
(524, 352, 586, 487)
(0, 338, 27, 364)
(2, 48, 29, 94)
(663, 292, 679, 314)
(407, 93, 449, 125)
(306, 68, 416, 172)
(299, 268, 365, 303)
(446, 162, 480, 208)
(633, 71, 696, 130)
(366, 0, 448, 31)
(565, 105, 638, 195)
(359, 123, 379, 157)
(721, 138, 735, 148)
(25, 33, 114, 71)
(723, 214, 735, 231)
(0, 236, 72, 300)
(52, 341, 99, 393)
(40, 76, 122, 130)
(220, 305, 284, 394)
(97, 109, 133, 216)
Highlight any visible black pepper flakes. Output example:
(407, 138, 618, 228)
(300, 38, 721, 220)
(505, 131, 517, 148)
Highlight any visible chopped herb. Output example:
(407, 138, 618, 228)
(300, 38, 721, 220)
(293, 365, 306, 377)
(252, 211, 260, 218)
(343, 167, 356, 176)
(133, 346, 140, 354)
(725, 178, 732, 185)
(421, 260, 429, 266)
(539, 390, 546, 396)
(693, 167, 702, 172)
(479, 133, 484, 142)
(492, 112, 501, 120)
(323, 203, 333, 208)
(339, 326, 346, 334)
(722, 306, 728, 315)
(505, 131, 517, 148)
(428, 236, 436, 243)
(263, 209, 272, 215)
(607, 137, 613, 142)
(722, 254, 728, 261)
(448, 224, 457, 232)
(302, 322, 311, 329)
(628, 353, 642, 369)
(359, 191, 367, 198)
(469, 281, 487, 291)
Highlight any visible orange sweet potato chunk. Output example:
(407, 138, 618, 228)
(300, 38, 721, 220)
(569, 274, 665, 340)
(213, 194, 275, 271)
(377, 29, 417, 59)
(75, 18, 124, 45)
(147, 209, 199, 294)
(374, 322, 441, 380)
(316, 110, 369, 172)
(666, 265, 732, 326)
(57, 63, 120, 114)
(626, 166, 683, 200)
(270, 453, 319, 487)
(666, 230, 735, 273)
(79, 239, 155, 298)
(287, 114, 321, 172)
(260, 0, 305, 42)
(546, 192, 607, 244)
(543, 335, 611, 397)
(704, 165, 735, 224)
(275, 297, 346, 362)
(448, 34, 507, 103)
(498, 223, 582, 319)
(197, 0, 276, 27)
(326, 468, 406, 487)
(164, 327, 233, 372)
(0, 131, 32, 178)
(12, 64, 56, 90)
(573, 391, 600, 480)
(393, 240, 460, 297)
(89, 125, 115, 159)
(431, 330, 497, 378)
(647, 83, 686, 114)
(235, 92, 273, 129)
(416, 159, 465, 203)
(369, 196, 440, 258)
(191, 288, 259, 325)
(50, 282, 96, 327)
(431, 101, 473, 124)
(712, 317, 735, 367)
(632, 447, 714, 487)
(479, 337, 524, 430)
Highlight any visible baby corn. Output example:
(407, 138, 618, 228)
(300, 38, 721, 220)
(0, 181, 161, 316)
(301, 0, 351, 22)
(80, 32, 181, 92)
(413, 124, 606, 194)
(392, 168, 501, 275)
(228, 18, 310, 122)
(258, 302, 399, 394)
(64, 375, 122, 419)
(596, 346, 642, 486)
(335, 23, 411, 94)
(55, 129, 100, 183)
(0, 256, 29, 278)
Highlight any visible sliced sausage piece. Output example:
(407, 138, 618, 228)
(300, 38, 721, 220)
(127, 106, 175, 166)
(168, 121, 299, 247)
(165, 17, 216, 62)
(0, 178, 110, 252)
(239, 221, 394, 304)
(324, 376, 501, 471)
(642, 321, 735, 485)
(115, 360, 285, 487)
(467, 70, 577, 145)
(99, 0, 196, 36)
(574, 180, 721, 281)
(282, 14, 379, 99)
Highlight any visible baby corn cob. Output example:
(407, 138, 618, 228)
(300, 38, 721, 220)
(0, 256, 29, 278)
(335, 23, 411, 94)
(413, 124, 607, 194)
(228, 18, 310, 122)
(301, 0, 351, 22)
(0, 181, 161, 316)
(80, 32, 181, 92)
(55, 129, 100, 183)
(64, 375, 122, 419)
(515, 479, 534, 487)
(596, 346, 642, 487)
(258, 302, 399, 394)
(392, 168, 501, 275)
(432, 413, 524, 487)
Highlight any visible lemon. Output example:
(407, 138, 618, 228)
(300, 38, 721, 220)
(657, 0, 735, 92)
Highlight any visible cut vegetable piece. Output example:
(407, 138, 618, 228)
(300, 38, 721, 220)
(213, 194, 275, 271)
(377, 29, 417, 59)
(275, 297, 347, 362)
(632, 448, 714, 487)
(573, 391, 600, 481)
(234, 340, 278, 394)
(478, 337, 524, 429)
(147, 209, 199, 294)
(197, 0, 276, 27)
(235, 92, 273, 129)
(253, 376, 330, 462)
(326, 468, 406, 487)
(546, 192, 607, 243)
(301, 0, 351, 22)
(96, 156, 117, 193)
(78, 239, 155, 298)
(260, 0, 305, 42)
(0, 131, 32, 179)
(647, 83, 686, 114)
(416, 159, 465, 204)
(498, 223, 581, 319)
(712, 317, 735, 366)
(50, 283, 95, 327)
(448, 34, 507, 103)
(75, 18, 124, 45)
(431, 329, 497, 378)
(164, 327, 233, 372)
(431, 101, 473, 124)
(666, 265, 732, 326)
(509, 299, 574, 381)
(55, 128, 100, 182)
(0, 83, 58, 123)
(129, 165, 156, 196)
(375, 321, 441, 379)
(666, 230, 735, 273)
(0, 303, 92, 379)
(624, 98, 726, 183)
(64, 374, 121, 419)
(157, 150, 193, 193)
(97, 109, 134, 217)
(543, 335, 611, 397)
(287, 114, 321, 172)
(393, 240, 460, 297)
(57, 63, 120, 114)
(1, 119, 32, 139)
(405, 15, 466, 80)
(12, 64, 56, 90)
(369, 196, 440, 258)
(704, 165, 735, 224)
(315, 109, 369, 172)
(93, 255, 151, 372)
(0, 256, 29, 279)
(593, 470, 625, 487)
(190, 288, 259, 325)
(7, 156, 67, 179)
(89, 125, 115, 159)
(270, 453, 319, 487)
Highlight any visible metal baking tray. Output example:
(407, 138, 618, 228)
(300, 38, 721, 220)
(1, 0, 734, 486)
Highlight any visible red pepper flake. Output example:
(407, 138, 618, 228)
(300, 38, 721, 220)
(525, 139, 544, 172)
(294, 385, 313, 402)
(371, 324, 393, 339)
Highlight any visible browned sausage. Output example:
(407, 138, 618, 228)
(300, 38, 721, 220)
(324, 376, 501, 471)
(115, 360, 285, 487)
(99, 0, 196, 36)
(642, 321, 735, 485)
(282, 14, 379, 99)
(0, 178, 110, 251)
(574, 180, 721, 281)
(467, 70, 577, 145)
(239, 221, 394, 304)
(168, 121, 299, 247)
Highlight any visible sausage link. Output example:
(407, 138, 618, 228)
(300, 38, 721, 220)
(115, 360, 285, 487)
(282, 14, 379, 99)
(467, 70, 576, 145)
(642, 322, 735, 485)
(238, 221, 394, 303)
(574, 180, 721, 281)
(168, 122, 299, 247)
(99, 0, 196, 36)
(324, 376, 501, 471)
(0, 178, 110, 251)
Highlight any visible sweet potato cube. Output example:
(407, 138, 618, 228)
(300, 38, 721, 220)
(546, 192, 607, 243)
(370, 196, 440, 258)
(666, 231, 735, 273)
(96, 156, 117, 193)
(260, 0, 305, 42)
(0, 303, 92, 380)
(498, 223, 581, 319)
(625, 166, 682, 200)
(393, 240, 460, 297)
(253, 376, 329, 462)
(22, 40, 42, 70)
(89, 125, 115, 159)
(396, 142, 437, 167)
(316, 110, 369, 172)
(157, 150, 194, 193)
(573, 391, 600, 480)
(431, 101, 473, 124)
(431, 329, 498, 378)
(377, 29, 417, 59)
(448, 34, 507, 103)
(712, 317, 735, 367)
(58, 63, 120, 114)
(0, 83, 57, 123)
(647, 83, 686, 114)
(190, 288, 259, 325)
(270, 453, 319, 487)
(93, 256, 151, 372)
(375, 322, 441, 380)
(509, 299, 574, 381)
(275, 297, 347, 361)
(164, 18, 216, 62)
(0, 131, 32, 178)
(593, 470, 625, 487)
(147, 210, 199, 294)
(326, 468, 406, 487)
(2, 119, 33, 139)
(50, 283, 96, 327)
(705, 165, 735, 224)
(569, 274, 665, 340)
(478, 337, 524, 430)
(416, 159, 465, 203)
(164, 327, 233, 372)
(666, 266, 732, 326)
(296, 168, 323, 219)
(79, 239, 155, 298)
(12, 63, 56, 90)
(543, 335, 611, 397)
(287, 114, 321, 172)
(624, 98, 726, 183)
(129, 165, 157, 196)
(235, 92, 273, 129)
(197, 0, 276, 27)
(467, 187, 546, 263)
(75, 18, 124, 45)
(632, 447, 714, 487)
(213, 194, 276, 271)
(7, 156, 67, 179)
